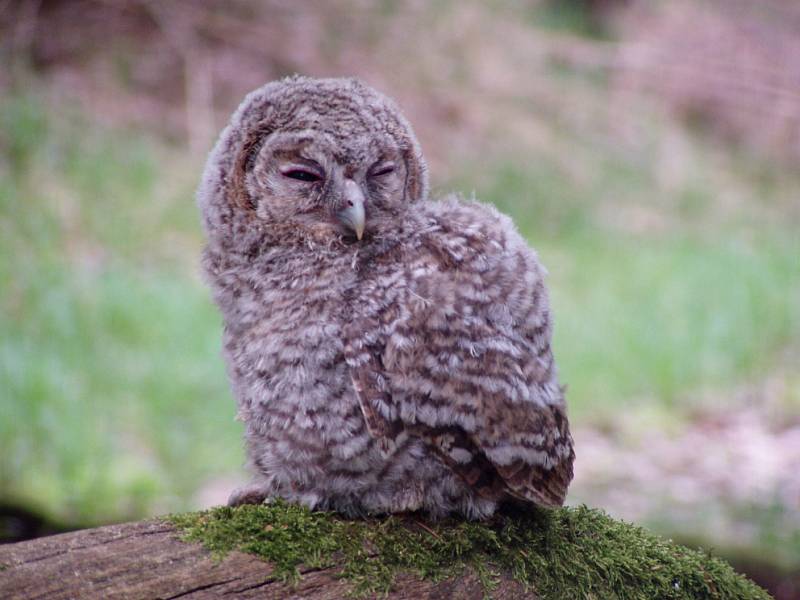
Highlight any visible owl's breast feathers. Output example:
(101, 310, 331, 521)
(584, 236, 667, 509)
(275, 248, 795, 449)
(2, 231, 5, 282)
(345, 197, 575, 508)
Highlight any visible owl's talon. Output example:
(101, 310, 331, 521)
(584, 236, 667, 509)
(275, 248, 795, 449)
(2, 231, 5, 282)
(227, 484, 270, 507)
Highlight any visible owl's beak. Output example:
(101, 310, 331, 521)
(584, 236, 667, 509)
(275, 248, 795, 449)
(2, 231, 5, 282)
(337, 179, 366, 240)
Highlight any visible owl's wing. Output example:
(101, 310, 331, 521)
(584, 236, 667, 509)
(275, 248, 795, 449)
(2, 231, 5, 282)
(345, 203, 574, 507)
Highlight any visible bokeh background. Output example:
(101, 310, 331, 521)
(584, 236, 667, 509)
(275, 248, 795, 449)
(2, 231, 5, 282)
(1, 0, 798, 596)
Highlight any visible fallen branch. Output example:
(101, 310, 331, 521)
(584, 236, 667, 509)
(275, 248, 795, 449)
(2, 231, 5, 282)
(0, 503, 772, 599)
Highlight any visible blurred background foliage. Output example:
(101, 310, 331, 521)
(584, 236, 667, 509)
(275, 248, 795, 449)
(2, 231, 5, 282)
(1, 0, 798, 596)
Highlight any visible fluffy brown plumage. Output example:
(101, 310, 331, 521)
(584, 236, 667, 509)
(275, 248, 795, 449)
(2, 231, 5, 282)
(198, 76, 574, 518)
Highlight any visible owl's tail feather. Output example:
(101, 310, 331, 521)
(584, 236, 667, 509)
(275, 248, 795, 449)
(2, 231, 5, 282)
(496, 452, 575, 508)
(427, 425, 574, 509)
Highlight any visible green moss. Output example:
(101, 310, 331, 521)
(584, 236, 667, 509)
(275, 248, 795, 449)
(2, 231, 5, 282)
(169, 502, 772, 599)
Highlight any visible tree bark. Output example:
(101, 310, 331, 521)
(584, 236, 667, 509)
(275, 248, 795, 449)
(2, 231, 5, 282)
(0, 518, 529, 599)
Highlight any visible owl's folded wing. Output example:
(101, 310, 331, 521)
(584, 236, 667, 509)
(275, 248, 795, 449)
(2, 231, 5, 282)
(346, 297, 574, 508)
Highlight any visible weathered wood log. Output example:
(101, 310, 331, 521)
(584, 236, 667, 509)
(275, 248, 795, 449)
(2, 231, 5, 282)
(0, 503, 773, 599)
(0, 517, 523, 599)
(0, 517, 529, 599)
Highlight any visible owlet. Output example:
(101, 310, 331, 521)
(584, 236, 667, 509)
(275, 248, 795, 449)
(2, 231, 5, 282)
(198, 76, 574, 519)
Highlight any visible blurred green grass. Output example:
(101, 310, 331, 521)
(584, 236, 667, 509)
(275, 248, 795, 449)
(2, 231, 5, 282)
(1, 89, 798, 528)
(0, 94, 241, 524)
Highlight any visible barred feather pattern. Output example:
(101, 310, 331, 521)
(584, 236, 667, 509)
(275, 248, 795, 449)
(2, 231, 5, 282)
(199, 76, 574, 519)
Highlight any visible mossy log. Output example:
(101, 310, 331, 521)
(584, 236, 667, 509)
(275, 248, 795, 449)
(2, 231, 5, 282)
(0, 502, 771, 599)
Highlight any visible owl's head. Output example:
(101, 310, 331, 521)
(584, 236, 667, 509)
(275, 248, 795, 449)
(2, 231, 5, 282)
(199, 76, 428, 247)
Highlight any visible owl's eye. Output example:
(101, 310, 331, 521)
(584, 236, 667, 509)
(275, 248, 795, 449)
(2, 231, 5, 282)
(369, 162, 395, 177)
(282, 168, 322, 183)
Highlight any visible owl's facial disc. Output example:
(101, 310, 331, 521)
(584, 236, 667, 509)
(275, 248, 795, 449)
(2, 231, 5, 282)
(250, 129, 410, 243)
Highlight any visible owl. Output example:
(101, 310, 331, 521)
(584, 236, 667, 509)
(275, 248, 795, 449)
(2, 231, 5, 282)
(198, 76, 574, 519)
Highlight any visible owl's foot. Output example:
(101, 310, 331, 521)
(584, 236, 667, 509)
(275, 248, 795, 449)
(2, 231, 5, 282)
(227, 484, 271, 507)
